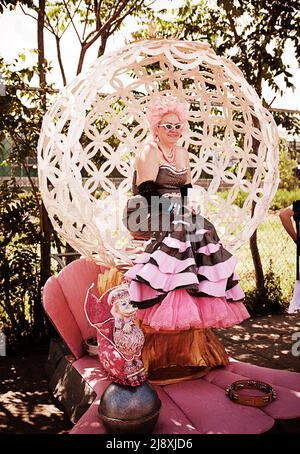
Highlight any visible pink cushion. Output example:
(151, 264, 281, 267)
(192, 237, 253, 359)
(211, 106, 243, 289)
(43, 276, 84, 359)
(68, 357, 300, 434)
(153, 387, 200, 434)
(164, 378, 274, 434)
(227, 361, 300, 392)
(56, 259, 107, 341)
(69, 399, 106, 434)
(72, 356, 110, 396)
(205, 368, 300, 420)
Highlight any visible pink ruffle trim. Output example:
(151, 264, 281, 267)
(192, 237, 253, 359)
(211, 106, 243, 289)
(136, 288, 249, 330)
(126, 256, 238, 293)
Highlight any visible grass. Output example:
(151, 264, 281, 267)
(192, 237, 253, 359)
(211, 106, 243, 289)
(235, 211, 295, 303)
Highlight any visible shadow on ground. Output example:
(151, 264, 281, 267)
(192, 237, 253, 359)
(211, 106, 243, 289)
(217, 312, 300, 372)
(0, 353, 73, 434)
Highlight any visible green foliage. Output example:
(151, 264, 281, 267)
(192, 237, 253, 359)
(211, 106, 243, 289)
(244, 261, 288, 316)
(270, 188, 300, 211)
(0, 0, 33, 14)
(219, 138, 299, 210)
(0, 56, 54, 166)
(42, 0, 152, 77)
(0, 180, 41, 344)
(278, 139, 298, 190)
(219, 189, 247, 208)
(220, 187, 300, 210)
(0, 55, 58, 346)
(272, 111, 300, 136)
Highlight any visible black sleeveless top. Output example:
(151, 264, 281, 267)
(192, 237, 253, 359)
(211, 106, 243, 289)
(132, 165, 188, 196)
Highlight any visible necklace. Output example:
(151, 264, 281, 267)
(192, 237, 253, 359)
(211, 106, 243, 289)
(157, 143, 176, 167)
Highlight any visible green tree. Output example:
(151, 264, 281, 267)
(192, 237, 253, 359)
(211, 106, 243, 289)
(0, 53, 60, 342)
(0, 180, 41, 343)
(20, 0, 151, 84)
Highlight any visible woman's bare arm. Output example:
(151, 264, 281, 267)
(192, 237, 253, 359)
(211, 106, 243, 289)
(184, 148, 192, 184)
(279, 205, 296, 242)
(135, 144, 160, 186)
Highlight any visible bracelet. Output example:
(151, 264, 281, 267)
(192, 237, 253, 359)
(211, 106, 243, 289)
(225, 380, 277, 407)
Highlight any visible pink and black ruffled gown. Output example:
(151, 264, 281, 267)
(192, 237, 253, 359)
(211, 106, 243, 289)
(124, 165, 250, 384)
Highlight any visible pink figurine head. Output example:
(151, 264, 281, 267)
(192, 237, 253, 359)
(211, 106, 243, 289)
(146, 94, 189, 139)
(107, 284, 137, 320)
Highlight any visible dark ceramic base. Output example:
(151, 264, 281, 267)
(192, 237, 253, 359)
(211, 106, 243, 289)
(99, 381, 161, 434)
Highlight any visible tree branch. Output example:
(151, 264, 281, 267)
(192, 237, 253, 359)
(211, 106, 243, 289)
(20, 4, 37, 21)
(55, 35, 67, 86)
(61, 0, 83, 39)
(21, 162, 41, 207)
(82, 0, 93, 41)
(223, 3, 242, 47)
(109, 1, 144, 35)
(83, 0, 130, 44)
(265, 95, 277, 108)
(94, 0, 101, 30)
(62, 0, 82, 44)
(44, 14, 56, 34)
(1, 231, 15, 249)
(37, 0, 46, 106)
(77, 0, 145, 74)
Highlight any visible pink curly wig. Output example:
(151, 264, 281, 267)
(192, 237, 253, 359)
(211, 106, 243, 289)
(146, 95, 189, 138)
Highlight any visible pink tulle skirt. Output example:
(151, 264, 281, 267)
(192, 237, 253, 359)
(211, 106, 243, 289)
(137, 290, 249, 330)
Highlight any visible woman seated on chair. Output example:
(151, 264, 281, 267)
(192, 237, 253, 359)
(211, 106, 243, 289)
(123, 95, 250, 385)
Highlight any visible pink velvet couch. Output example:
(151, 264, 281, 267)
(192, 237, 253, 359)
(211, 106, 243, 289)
(43, 258, 300, 434)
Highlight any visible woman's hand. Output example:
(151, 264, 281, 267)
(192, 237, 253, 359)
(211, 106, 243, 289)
(181, 204, 200, 219)
(186, 201, 201, 216)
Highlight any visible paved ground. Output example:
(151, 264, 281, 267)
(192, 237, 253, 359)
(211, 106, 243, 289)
(0, 312, 299, 434)
(0, 351, 73, 434)
(218, 312, 300, 372)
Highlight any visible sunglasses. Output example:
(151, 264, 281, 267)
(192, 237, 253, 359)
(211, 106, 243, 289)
(159, 123, 183, 131)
